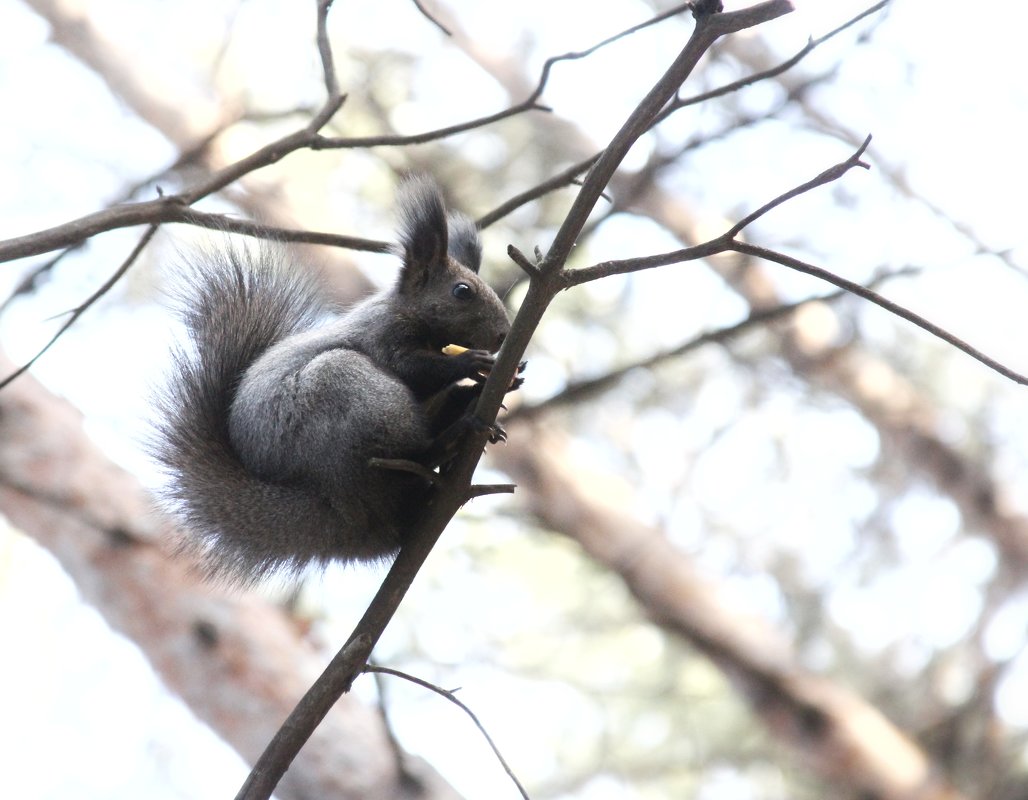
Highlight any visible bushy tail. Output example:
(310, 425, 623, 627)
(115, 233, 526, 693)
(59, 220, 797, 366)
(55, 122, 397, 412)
(153, 244, 344, 586)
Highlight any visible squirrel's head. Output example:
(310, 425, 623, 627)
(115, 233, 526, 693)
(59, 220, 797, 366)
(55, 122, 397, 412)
(394, 176, 510, 353)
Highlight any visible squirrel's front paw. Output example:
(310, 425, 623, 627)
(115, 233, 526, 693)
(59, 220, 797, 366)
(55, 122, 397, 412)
(487, 421, 507, 444)
(449, 347, 497, 382)
(465, 414, 507, 444)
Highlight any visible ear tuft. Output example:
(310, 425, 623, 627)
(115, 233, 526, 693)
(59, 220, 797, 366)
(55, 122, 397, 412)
(446, 212, 483, 273)
(396, 176, 448, 267)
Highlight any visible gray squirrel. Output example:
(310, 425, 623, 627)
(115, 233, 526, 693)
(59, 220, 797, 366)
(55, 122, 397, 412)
(154, 177, 521, 585)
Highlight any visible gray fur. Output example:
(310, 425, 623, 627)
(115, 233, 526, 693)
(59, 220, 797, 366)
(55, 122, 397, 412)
(153, 178, 511, 585)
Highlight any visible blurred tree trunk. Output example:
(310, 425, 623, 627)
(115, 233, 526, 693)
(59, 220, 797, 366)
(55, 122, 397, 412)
(0, 353, 461, 800)
(495, 424, 967, 800)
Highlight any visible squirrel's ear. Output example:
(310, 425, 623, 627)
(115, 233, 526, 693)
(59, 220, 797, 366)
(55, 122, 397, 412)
(447, 212, 482, 273)
(397, 176, 448, 289)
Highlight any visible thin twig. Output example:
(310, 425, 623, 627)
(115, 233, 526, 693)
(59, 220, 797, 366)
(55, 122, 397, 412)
(312, 99, 549, 150)
(513, 267, 920, 420)
(466, 483, 517, 499)
(730, 240, 1028, 385)
(0, 33, 544, 266)
(476, 156, 599, 229)
(410, 0, 452, 36)
(364, 666, 531, 800)
(176, 209, 391, 252)
(507, 245, 541, 278)
(315, 0, 341, 101)
(541, 0, 795, 277)
(0, 225, 160, 390)
(578, 73, 829, 243)
(366, 663, 418, 786)
(561, 133, 1028, 388)
(467, 1, 875, 237)
(565, 135, 872, 287)
(562, 238, 727, 287)
(657, 0, 889, 121)
(725, 134, 871, 238)
(527, 3, 693, 105)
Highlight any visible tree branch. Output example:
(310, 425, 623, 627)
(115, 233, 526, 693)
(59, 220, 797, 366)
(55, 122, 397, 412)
(512, 267, 919, 421)
(724, 134, 871, 238)
(542, 0, 796, 274)
(561, 135, 1028, 387)
(729, 240, 1028, 385)
(364, 665, 530, 799)
(476, 156, 599, 229)
(657, 0, 889, 122)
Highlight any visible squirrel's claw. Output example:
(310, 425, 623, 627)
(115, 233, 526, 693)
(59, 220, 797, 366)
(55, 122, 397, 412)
(508, 361, 527, 392)
(486, 420, 507, 444)
(465, 414, 507, 444)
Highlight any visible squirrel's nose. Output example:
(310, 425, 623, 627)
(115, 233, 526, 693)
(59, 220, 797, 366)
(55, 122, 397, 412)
(494, 331, 506, 352)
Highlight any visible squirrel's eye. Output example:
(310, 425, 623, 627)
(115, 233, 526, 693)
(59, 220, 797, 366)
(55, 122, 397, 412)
(452, 282, 475, 300)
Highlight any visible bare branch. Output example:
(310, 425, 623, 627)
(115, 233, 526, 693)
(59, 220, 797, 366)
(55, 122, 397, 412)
(315, 0, 342, 101)
(476, 156, 599, 229)
(445, 1, 880, 251)
(528, 3, 693, 105)
(0, 225, 159, 391)
(175, 209, 392, 252)
(725, 134, 871, 238)
(730, 240, 1028, 385)
(513, 268, 920, 421)
(577, 74, 831, 244)
(0, 8, 546, 267)
(507, 245, 541, 279)
(364, 666, 531, 800)
(658, 0, 889, 121)
(410, 0, 452, 36)
(465, 483, 517, 499)
(564, 239, 727, 287)
(542, 0, 795, 275)
(561, 133, 1028, 387)
(312, 98, 549, 150)
(565, 135, 872, 287)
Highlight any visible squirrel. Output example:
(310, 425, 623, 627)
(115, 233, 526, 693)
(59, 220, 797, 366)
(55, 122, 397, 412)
(154, 177, 520, 585)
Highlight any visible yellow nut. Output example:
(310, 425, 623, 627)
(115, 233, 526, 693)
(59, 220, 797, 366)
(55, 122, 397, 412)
(442, 344, 469, 356)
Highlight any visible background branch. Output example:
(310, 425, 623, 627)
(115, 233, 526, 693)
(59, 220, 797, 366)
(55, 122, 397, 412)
(365, 666, 530, 799)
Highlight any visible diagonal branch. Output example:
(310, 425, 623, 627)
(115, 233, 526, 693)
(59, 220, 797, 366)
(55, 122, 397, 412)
(656, 0, 890, 122)
(542, 0, 795, 275)
(0, 6, 546, 266)
(562, 135, 1028, 387)
(235, 4, 799, 799)
(729, 240, 1028, 385)
(513, 267, 919, 421)
(476, 156, 600, 229)
(724, 134, 871, 238)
